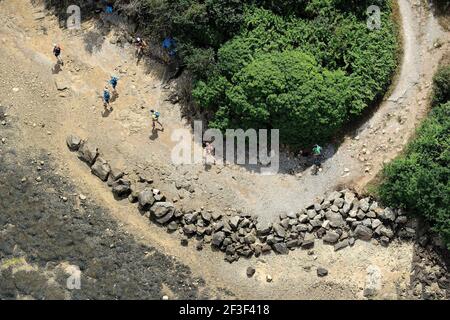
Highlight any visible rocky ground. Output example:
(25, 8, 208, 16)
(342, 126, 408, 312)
(0, 117, 228, 299)
(0, 0, 448, 300)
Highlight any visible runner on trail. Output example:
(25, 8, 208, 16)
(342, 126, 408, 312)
(109, 76, 119, 92)
(150, 109, 163, 131)
(103, 86, 111, 109)
(53, 44, 63, 65)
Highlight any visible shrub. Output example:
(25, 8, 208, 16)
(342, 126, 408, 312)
(432, 65, 450, 106)
(379, 65, 450, 248)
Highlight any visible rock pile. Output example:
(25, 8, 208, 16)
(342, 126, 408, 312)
(67, 135, 414, 264)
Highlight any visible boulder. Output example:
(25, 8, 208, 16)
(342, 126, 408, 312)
(212, 231, 226, 247)
(272, 223, 286, 238)
(66, 135, 82, 151)
(302, 233, 315, 248)
(359, 198, 370, 212)
(371, 219, 382, 230)
(334, 239, 349, 251)
(344, 191, 356, 205)
(354, 225, 373, 241)
(111, 179, 131, 199)
(323, 231, 340, 244)
(167, 221, 178, 232)
(229, 216, 240, 230)
(77, 141, 98, 165)
(91, 157, 111, 181)
(325, 211, 345, 228)
(380, 226, 394, 239)
(183, 224, 197, 236)
(138, 189, 155, 210)
(381, 207, 396, 222)
(150, 202, 175, 219)
(256, 222, 271, 236)
(272, 242, 289, 255)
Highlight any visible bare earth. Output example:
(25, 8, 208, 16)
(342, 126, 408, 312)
(0, 0, 448, 299)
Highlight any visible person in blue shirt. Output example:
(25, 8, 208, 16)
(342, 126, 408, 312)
(109, 76, 118, 92)
(103, 86, 111, 109)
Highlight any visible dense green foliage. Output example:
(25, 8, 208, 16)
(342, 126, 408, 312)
(379, 65, 450, 248)
(191, 2, 398, 147)
(44, 0, 399, 147)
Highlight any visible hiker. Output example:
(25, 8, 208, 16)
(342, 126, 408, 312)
(109, 76, 118, 92)
(135, 37, 147, 58)
(103, 86, 111, 109)
(311, 144, 323, 174)
(204, 141, 216, 165)
(150, 109, 163, 131)
(53, 44, 63, 65)
(162, 37, 176, 64)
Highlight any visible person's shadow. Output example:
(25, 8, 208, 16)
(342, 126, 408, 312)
(102, 106, 113, 118)
(149, 127, 163, 140)
(111, 91, 119, 103)
(52, 62, 62, 74)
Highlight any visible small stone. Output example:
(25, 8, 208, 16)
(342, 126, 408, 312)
(246, 267, 256, 277)
(266, 275, 272, 282)
(317, 267, 328, 277)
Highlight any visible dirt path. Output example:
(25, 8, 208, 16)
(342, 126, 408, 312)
(0, 0, 447, 299)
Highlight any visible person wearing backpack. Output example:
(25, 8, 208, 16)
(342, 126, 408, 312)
(103, 86, 111, 109)
(109, 76, 118, 92)
(150, 109, 163, 131)
(53, 44, 63, 65)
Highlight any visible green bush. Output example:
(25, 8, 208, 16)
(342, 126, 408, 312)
(432, 65, 450, 106)
(379, 66, 450, 248)
(194, 4, 398, 147)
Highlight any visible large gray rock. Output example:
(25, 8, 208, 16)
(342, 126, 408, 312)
(138, 189, 155, 209)
(229, 216, 240, 230)
(359, 198, 370, 212)
(344, 191, 356, 205)
(111, 179, 131, 198)
(256, 222, 272, 236)
(302, 233, 315, 248)
(91, 157, 111, 181)
(381, 208, 396, 222)
(334, 239, 349, 251)
(326, 211, 345, 228)
(212, 231, 225, 247)
(77, 141, 98, 165)
(272, 242, 289, 255)
(66, 134, 82, 151)
(380, 226, 394, 239)
(272, 223, 286, 238)
(323, 231, 340, 244)
(150, 202, 175, 219)
(354, 225, 373, 241)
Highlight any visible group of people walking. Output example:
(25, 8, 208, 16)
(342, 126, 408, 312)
(52, 40, 323, 169)
(52, 39, 164, 133)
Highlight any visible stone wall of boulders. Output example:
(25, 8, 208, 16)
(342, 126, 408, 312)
(67, 134, 417, 263)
